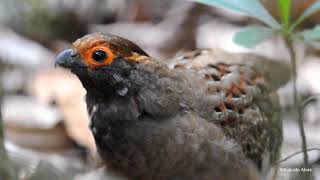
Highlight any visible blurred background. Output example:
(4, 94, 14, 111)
(0, 0, 320, 179)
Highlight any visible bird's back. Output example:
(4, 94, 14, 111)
(165, 49, 283, 171)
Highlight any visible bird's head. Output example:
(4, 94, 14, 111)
(55, 33, 150, 96)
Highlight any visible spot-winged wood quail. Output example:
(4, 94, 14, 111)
(55, 33, 284, 180)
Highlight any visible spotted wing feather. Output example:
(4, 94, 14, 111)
(166, 49, 282, 170)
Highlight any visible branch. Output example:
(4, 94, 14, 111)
(274, 148, 320, 165)
(284, 37, 311, 179)
(300, 94, 320, 108)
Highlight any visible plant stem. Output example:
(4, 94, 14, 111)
(285, 38, 310, 179)
(275, 148, 320, 165)
(0, 66, 16, 180)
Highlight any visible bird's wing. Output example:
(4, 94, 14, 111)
(166, 49, 290, 89)
(165, 49, 283, 171)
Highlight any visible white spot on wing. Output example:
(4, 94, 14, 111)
(89, 105, 98, 119)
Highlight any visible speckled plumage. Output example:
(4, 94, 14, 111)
(166, 50, 282, 171)
(56, 33, 283, 180)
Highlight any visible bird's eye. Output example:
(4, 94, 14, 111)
(92, 50, 107, 62)
(82, 46, 114, 68)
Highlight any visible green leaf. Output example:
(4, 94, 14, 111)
(193, 0, 281, 29)
(301, 25, 320, 41)
(193, 0, 242, 12)
(278, 0, 292, 27)
(291, 0, 320, 31)
(233, 26, 275, 48)
(299, 25, 320, 49)
(305, 40, 320, 49)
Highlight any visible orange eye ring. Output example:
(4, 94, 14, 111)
(84, 46, 115, 68)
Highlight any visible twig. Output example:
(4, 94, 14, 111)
(300, 94, 320, 108)
(274, 148, 320, 165)
(285, 38, 310, 179)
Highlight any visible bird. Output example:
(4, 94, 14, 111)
(55, 32, 284, 180)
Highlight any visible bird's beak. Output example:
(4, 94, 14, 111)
(55, 49, 86, 69)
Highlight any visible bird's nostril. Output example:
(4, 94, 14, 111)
(70, 50, 78, 58)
